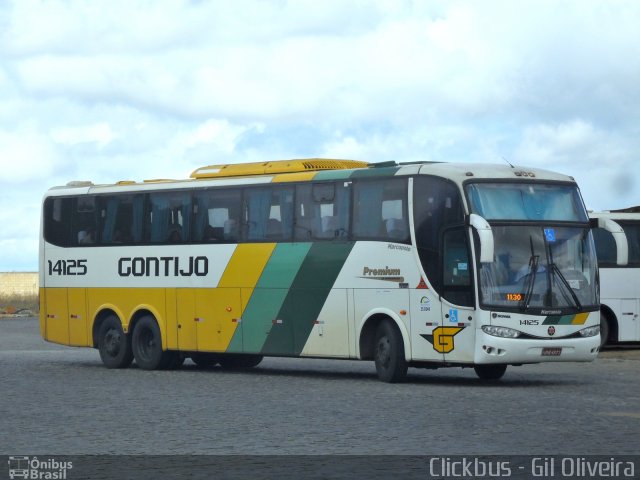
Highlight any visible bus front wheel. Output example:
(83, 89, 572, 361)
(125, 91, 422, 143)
(474, 364, 507, 381)
(374, 320, 408, 383)
(132, 315, 172, 370)
(97, 314, 133, 369)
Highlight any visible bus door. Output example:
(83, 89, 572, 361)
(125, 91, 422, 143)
(439, 227, 475, 363)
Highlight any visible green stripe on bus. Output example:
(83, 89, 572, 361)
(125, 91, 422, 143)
(261, 242, 355, 356)
(542, 314, 576, 325)
(227, 243, 312, 353)
(312, 170, 356, 181)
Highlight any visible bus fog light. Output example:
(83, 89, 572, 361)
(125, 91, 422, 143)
(482, 325, 521, 338)
(579, 325, 600, 337)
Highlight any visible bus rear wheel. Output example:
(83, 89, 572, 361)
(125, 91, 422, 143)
(374, 320, 408, 383)
(98, 314, 133, 369)
(132, 315, 172, 370)
(474, 364, 507, 381)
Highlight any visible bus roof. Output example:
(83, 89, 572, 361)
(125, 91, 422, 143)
(46, 158, 578, 196)
(415, 162, 575, 184)
(190, 158, 368, 178)
(589, 209, 640, 220)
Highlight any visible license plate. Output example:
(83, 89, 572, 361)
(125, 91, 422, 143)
(542, 347, 562, 356)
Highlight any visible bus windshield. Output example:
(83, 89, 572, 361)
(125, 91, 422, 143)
(466, 183, 588, 222)
(476, 225, 598, 312)
(466, 182, 597, 312)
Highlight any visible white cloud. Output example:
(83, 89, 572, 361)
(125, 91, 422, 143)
(50, 122, 115, 148)
(514, 120, 638, 210)
(0, 127, 59, 182)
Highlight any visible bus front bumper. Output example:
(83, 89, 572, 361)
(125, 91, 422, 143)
(474, 330, 600, 365)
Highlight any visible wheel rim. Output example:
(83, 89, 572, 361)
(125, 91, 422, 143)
(104, 328, 121, 357)
(138, 327, 156, 361)
(376, 336, 392, 369)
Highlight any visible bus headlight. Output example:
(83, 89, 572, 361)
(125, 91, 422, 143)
(579, 325, 600, 337)
(482, 325, 521, 338)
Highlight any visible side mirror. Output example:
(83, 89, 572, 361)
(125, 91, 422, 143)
(590, 217, 628, 266)
(468, 214, 494, 263)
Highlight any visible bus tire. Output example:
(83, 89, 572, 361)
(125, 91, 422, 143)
(218, 354, 263, 369)
(97, 314, 134, 369)
(131, 315, 171, 370)
(474, 364, 507, 381)
(191, 353, 221, 368)
(599, 313, 610, 348)
(374, 320, 408, 383)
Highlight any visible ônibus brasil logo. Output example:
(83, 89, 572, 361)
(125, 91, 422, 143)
(8, 456, 73, 479)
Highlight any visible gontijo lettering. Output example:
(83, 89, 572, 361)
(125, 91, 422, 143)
(118, 256, 208, 277)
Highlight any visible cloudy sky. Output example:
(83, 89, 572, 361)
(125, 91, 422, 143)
(1, 0, 639, 271)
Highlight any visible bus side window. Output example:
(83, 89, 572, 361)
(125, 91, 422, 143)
(73, 196, 98, 246)
(243, 186, 294, 241)
(294, 182, 349, 240)
(100, 194, 144, 245)
(592, 228, 616, 266)
(442, 228, 474, 307)
(294, 185, 319, 240)
(353, 178, 409, 242)
(621, 223, 640, 265)
(413, 176, 464, 296)
(149, 191, 192, 244)
(44, 197, 74, 247)
(193, 188, 241, 243)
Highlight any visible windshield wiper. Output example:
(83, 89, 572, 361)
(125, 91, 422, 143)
(549, 262, 583, 310)
(520, 237, 539, 310)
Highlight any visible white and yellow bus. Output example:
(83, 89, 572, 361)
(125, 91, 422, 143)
(591, 208, 639, 346)
(40, 159, 617, 382)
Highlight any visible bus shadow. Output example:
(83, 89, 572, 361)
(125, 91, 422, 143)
(73, 358, 582, 387)
(177, 362, 577, 388)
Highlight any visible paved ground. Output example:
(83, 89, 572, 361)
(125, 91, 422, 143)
(1, 317, 639, 466)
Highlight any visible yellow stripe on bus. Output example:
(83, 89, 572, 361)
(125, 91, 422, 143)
(571, 312, 589, 325)
(272, 172, 318, 182)
(218, 243, 276, 313)
(210, 243, 276, 351)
